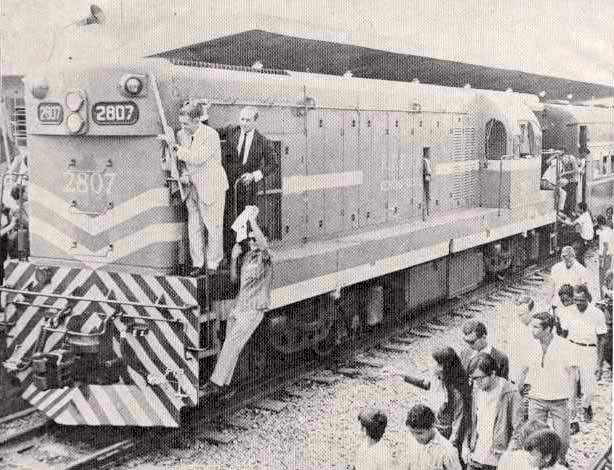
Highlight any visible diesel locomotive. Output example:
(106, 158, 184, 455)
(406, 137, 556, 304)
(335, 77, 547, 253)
(1, 57, 598, 427)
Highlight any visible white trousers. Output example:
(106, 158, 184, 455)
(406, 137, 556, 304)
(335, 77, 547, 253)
(569, 343, 598, 415)
(210, 307, 264, 386)
(185, 188, 225, 270)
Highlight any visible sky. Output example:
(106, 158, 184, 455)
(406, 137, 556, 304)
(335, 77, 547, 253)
(1, 0, 613, 87)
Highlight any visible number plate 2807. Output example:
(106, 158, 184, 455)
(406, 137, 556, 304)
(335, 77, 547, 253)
(92, 101, 138, 125)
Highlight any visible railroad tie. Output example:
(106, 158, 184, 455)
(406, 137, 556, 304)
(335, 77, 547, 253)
(197, 428, 236, 445)
(283, 388, 316, 399)
(390, 336, 416, 345)
(409, 328, 432, 338)
(250, 398, 288, 413)
(463, 306, 482, 312)
(380, 343, 413, 353)
(223, 416, 252, 430)
(352, 358, 385, 368)
(426, 322, 447, 332)
(451, 309, 474, 318)
(336, 367, 362, 378)
(309, 374, 340, 385)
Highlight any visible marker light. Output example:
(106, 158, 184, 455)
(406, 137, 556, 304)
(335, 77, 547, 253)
(5, 302, 17, 318)
(66, 113, 85, 133)
(35, 266, 52, 286)
(65, 90, 85, 111)
(30, 78, 50, 99)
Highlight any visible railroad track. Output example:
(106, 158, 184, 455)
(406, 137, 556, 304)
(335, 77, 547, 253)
(588, 445, 612, 470)
(0, 261, 554, 469)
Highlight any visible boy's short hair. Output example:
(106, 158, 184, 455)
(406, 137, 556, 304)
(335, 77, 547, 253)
(517, 419, 550, 448)
(558, 283, 574, 299)
(524, 429, 561, 467)
(358, 408, 388, 441)
(405, 404, 435, 430)
(462, 319, 487, 337)
(467, 352, 497, 376)
(597, 214, 606, 226)
(531, 311, 556, 331)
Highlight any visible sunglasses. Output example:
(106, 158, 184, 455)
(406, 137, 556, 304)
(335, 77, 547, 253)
(464, 337, 479, 346)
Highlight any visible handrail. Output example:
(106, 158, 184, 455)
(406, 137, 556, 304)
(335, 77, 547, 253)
(0, 286, 197, 312)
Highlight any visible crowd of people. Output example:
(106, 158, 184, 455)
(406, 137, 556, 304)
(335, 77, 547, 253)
(353, 216, 613, 470)
(0, 152, 29, 279)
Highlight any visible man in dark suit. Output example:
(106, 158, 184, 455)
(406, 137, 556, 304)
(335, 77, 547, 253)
(218, 106, 279, 255)
(460, 320, 509, 379)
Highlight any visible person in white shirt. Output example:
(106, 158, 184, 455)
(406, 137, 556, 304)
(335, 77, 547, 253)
(559, 202, 594, 266)
(506, 296, 537, 422)
(559, 285, 607, 425)
(403, 404, 462, 470)
(548, 246, 589, 312)
(173, 101, 229, 276)
(464, 354, 522, 470)
(596, 215, 614, 290)
(354, 408, 393, 470)
(516, 312, 576, 466)
(497, 418, 550, 470)
(524, 429, 568, 470)
(541, 156, 567, 212)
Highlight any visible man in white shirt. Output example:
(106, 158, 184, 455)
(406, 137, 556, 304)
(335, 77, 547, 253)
(559, 285, 607, 424)
(548, 246, 589, 312)
(174, 102, 229, 276)
(596, 215, 614, 290)
(517, 312, 576, 465)
(404, 404, 462, 470)
(506, 296, 537, 422)
(559, 202, 593, 266)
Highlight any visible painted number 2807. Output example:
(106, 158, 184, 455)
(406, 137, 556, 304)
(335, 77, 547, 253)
(63, 171, 116, 195)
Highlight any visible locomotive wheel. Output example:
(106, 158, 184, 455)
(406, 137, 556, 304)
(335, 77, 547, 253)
(312, 320, 339, 358)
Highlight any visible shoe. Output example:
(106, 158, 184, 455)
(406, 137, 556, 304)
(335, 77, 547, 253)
(200, 380, 223, 397)
(570, 421, 580, 435)
(583, 406, 593, 423)
(189, 266, 206, 277)
(219, 386, 236, 401)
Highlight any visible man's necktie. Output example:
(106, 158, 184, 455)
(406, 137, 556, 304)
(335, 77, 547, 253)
(238, 132, 247, 164)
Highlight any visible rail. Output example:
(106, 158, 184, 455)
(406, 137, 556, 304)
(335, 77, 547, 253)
(587, 445, 612, 470)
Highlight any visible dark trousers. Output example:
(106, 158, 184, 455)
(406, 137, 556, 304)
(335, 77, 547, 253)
(467, 461, 496, 470)
(573, 235, 589, 266)
(564, 182, 577, 215)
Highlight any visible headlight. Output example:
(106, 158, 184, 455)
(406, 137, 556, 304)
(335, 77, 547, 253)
(125, 77, 143, 95)
(65, 90, 85, 111)
(119, 74, 146, 97)
(66, 113, 85, 133)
